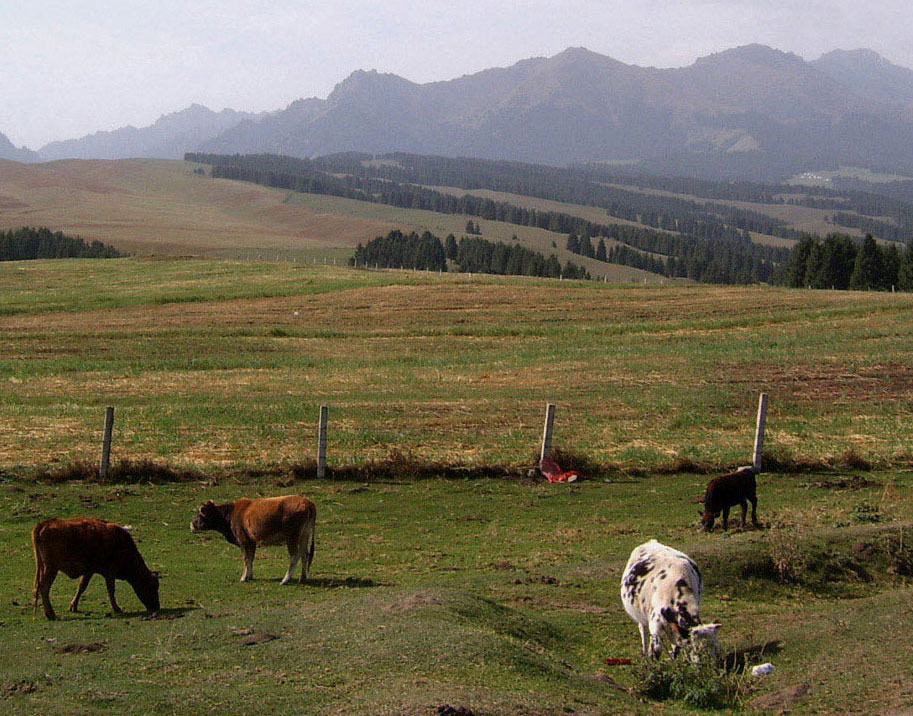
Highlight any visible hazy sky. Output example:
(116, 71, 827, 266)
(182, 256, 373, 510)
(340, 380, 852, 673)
(3, 0, 913, 148)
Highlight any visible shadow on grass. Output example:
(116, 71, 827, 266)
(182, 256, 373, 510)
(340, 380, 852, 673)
(303, 576, 383, 589)
(724, 640, 783, 673)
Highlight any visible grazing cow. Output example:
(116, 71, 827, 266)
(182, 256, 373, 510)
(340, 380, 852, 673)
(190, 495, 316, 584)
(620, 539, 721, 659)
(32, 517, 160, 620)
(700, 466, 759, 532)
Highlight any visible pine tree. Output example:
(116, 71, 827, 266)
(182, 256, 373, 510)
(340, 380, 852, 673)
(785, 236, 816, 287)
(881, 244, 901, 290)
(579, 235, 595, 258)
(812, 234, 856, 290)
(849, 235, 882, 291)
(596, 238, 607, 262)
(566, 234, 580, 253)
(899, 243, 913, 290)
(545, 254, 562, 278)
(445, 234, 458, 260)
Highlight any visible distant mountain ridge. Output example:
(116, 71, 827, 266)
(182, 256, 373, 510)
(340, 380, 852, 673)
(36, 104, 266, 161)
(7, 45, 913, 180)
(199, 44, 913, 178)
(0, 131, 37, 162)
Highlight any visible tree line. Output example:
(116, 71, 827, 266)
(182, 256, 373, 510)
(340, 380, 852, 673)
(351, 230, 589, 279)
(0, 227, 122, 262)
(783, 234, 913, 290)
(187, 152, 789, 285)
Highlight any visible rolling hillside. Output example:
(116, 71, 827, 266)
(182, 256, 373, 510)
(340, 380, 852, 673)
(0, 158, 663, 282)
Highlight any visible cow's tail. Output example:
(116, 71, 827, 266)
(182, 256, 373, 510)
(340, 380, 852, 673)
(31, 522, 44, 616)
(306, 507, 316, 578)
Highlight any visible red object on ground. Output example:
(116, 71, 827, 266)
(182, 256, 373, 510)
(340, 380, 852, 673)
(604, 657, 633, 666)
(539, 456, 581, 483)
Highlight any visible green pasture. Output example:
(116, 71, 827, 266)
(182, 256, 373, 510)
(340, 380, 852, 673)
(2, 257, 913, 713)
(1, 471, 911, 715)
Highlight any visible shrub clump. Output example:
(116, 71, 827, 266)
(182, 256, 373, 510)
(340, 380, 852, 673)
(35, 458, 207, 484)
(634, 653, 752, 710)
(851, 502, 882, 524)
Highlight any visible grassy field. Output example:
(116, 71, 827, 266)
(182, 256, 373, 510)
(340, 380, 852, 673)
(2, 258, 913, 713)
(3, 258, 913, 472)
(1, 467, 911, 714)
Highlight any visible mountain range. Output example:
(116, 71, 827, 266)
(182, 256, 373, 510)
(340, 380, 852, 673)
(5, 45, 913, 180)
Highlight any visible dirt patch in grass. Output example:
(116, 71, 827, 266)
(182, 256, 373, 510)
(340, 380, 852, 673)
(2, 680, 40, 696)
(385, 592, 446, 613)
(751, 683, 810, 711)
(240, 632, 280, 646)
(436, 705, 476, 716)
(726, 361, 913, 404)
(805, 475, 879, 490)
(55, 642, 107, 654)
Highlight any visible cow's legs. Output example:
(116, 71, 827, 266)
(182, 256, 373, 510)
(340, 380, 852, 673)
(104, 576, 122, 613)
(739, 500, 748, 529)
(299, 521, 315, 584)
(638, 623, 649, 657)
(38, 568, 58, 620)
(240, 544, 256, 582)
(750, 497, 759, 527)
(281, 538, 300, 585)
(69, 574, 92, 612)
(722, 506, 730, 530)
(648, 615, 666, 659)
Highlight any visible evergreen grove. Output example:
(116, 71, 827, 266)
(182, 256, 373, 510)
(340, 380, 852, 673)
(0, 227, 122, 262)
(186, 152, 788, 285)
(351, 230, 590, 279)
(784, 233, 913, 290)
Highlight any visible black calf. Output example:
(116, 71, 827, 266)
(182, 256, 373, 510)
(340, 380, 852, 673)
(700, 467, 759, 532)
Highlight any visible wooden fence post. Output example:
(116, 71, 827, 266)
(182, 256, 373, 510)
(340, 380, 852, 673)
(540, 403, 556, 462)
(752, 393, 769, 471)
(99, 406, 115, 480)
(317, 406, 328, 478)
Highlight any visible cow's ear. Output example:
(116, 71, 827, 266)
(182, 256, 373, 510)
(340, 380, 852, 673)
(204, 500, 215, 507)
(661, 606, 676, 623)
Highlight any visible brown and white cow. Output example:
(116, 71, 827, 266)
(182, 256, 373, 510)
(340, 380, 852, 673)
(32, 517, 160, 620)
(621, 539, 721, 660)
(190, 495, 316, 584)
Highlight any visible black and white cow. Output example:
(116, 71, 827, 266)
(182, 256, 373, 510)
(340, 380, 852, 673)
(620, 539, 721, 659)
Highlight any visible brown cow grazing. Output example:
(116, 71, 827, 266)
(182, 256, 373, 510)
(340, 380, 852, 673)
(32, 517, 160, 620)
(700, 466, 760, 532)
(190, 495, 316, 584)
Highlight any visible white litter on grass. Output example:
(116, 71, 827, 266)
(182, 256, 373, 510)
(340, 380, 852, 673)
(752, 663, 775, 676)
(293, 311, 299, 316)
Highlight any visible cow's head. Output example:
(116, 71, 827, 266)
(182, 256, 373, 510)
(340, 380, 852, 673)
(699, 510, 716, 532)
(190, 500, 223, 532)
(135, 569, 160, 613)
(190, 500, 237, 545)
(689, 623, 722, 662)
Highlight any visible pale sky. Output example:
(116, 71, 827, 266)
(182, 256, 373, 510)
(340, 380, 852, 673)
(2, 0, 913, 148)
